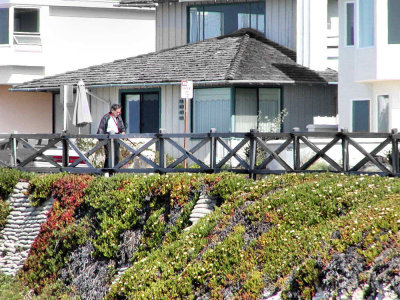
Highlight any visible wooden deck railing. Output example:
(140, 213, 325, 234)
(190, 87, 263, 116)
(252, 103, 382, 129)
(0, 128, 399, 177)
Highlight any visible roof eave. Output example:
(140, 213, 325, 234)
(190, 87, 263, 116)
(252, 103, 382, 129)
(10, 79, 338, 92)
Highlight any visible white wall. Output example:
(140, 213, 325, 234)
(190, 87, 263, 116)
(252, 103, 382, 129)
(372, 81, 400, 132)
(375, 1, 400, 80)
(296, 0, 328, 71)
(338, 0, 400, 132)
(0, 2, 156, 83)
(44, 6, 155, 75)
(338, 0, 373, 131)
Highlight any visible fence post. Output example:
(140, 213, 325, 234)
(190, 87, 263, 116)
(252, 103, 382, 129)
(10, 133, 17, 167)
(209, 128, 216, 170)
(341, 128, 349, 172)
(292, 127, 300, 171)
(110, 135, 115, 168)
(249, 128, 257, 180)
(391, 128, 399, 174)
(159, 129, 166, 171)
(62, 134, 69, 168)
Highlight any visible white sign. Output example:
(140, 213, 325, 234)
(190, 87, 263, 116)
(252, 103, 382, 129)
(181, 80, 193, 99)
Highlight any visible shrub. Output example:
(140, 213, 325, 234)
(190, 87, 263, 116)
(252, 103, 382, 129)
(19, 174, 93, 293)
(85, 173, 202, 258)
(28, 173, 66, 207)
(0, 273, 28, 300)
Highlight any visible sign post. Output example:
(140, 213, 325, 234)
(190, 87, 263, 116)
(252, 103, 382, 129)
(181, 80, 193, 168)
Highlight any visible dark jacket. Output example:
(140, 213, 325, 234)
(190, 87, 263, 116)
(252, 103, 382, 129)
(97, 112, 126, 134)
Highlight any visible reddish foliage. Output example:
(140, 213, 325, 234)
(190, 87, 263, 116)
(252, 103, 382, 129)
(20, 174, 93, 293)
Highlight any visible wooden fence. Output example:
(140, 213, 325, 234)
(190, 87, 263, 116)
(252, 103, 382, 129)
(0, 128, 399, 177)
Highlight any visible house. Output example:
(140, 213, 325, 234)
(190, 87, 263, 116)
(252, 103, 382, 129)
(11, 0, 339, 133)
(338, 0, 400, 133)
(0, 0, 155, 133)
(119, 0, 339, 71)
(12, 28, 337, 134)
(10, 0, 339, 163)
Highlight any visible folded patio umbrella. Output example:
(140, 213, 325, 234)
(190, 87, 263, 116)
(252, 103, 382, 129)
(72, 79, 92, 128)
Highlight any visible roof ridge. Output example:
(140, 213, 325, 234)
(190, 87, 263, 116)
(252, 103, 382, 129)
(225, 34, 250, 80)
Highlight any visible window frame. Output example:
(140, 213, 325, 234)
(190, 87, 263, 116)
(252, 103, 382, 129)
(190, 86, 283, 134)
(234, 86, 282, 132)
(357, 0, 375, 48)
(12, 6, 41, 45)
(388, 0, 400, 44)
(120, 89, 161, 134)
(187, 1, 266, 44)
(352, 99, 371, 132)
(191, 87, 233, 133)
(0, 7, 9, 45)
(344, 1, 355, 47)
(377, 95, 390, 133)
(13, 7, 40, 35)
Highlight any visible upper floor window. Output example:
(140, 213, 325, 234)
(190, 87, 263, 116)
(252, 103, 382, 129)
(0, 8, 9, 44)
(388, 0, 400, 44)
(188, 2, 265, 43)
(345, 2, 355, 46)
(13, 8, 41, 45)
(358, 0, 374, 47)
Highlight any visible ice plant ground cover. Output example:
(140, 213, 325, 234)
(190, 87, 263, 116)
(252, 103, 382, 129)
(0, 170, 399, 299)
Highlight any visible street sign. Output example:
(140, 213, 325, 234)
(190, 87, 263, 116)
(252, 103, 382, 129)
(181, 80, 193, 99)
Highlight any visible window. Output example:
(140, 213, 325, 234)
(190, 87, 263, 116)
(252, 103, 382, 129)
(377, 95, 389, 132)
(14, 8, 39, 34)
(122, 92, 160, 133)
(259, 88, 281, 132)
(188, 2, 265, 43)
(235, 88, 281, 132)
(192, 88, 231, 133)
(345, 2, 355, 46)
(191, 87, 281, 133)
(13, 8, 41, 45)
(358, 0, 374, 47)
(352, 100, 370, 132)
(388, 0, 400, 44)
(235, 88, 258, 132)
(0, 8, 8, 44)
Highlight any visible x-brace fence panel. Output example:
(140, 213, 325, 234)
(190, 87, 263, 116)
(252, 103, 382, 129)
(0, 129, 399, 176)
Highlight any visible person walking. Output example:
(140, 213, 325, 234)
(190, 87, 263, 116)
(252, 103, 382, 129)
(97, 104, 126, 168)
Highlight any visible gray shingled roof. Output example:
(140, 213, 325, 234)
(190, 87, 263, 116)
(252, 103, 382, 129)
(118, 0, 253, 5)
(117, 0, 156, 7)
(11, 29, 337, 92)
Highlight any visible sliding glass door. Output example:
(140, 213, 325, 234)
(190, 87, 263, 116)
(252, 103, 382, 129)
(122, 92, 160, 133)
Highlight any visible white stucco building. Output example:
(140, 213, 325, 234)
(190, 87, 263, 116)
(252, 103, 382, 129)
(0, 0, 155, 133)
(338, 0, 400, 132)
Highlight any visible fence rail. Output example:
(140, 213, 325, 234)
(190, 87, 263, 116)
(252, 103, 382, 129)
(0, 128, 399, 177)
